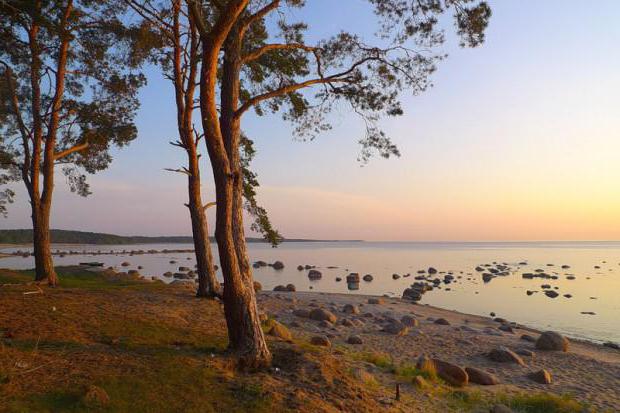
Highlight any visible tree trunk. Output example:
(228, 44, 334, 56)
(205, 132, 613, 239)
(187, 157, 220, 298)
(197, 32, 271, 368)
(213, 167, 271, 369)
(217, 26, 271, 369)
(31, 202, 57, 286)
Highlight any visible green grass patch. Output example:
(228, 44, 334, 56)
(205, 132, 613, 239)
(4, 353, 281, 413)
(446, 389, 485, 411)
(500, 393, 587, 413)
(3, 267, 165, 291)
(0, 269, 31, 284)
(355, 351, 395, 371)
(6, 389, 85, 413)
(443, 391, 588, 413)
(394, 364, 437, 381)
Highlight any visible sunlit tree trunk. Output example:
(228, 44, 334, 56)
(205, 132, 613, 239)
(193, 2, 271, 367)
(170, 0, 220, 298)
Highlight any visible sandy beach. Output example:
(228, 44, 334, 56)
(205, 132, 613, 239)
(2, 266, 619, 412)
(257, 290, 620, 411)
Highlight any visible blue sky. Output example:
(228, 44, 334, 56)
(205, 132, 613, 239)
(3, 0, 620, 241)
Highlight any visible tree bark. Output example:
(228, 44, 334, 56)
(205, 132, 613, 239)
(31, 202, 57, 285)
(170, 1, 220, 298)
(219, 24, 271, 369)
(187, 149, 220, 298)
(196, 13, 271, 368)
(211, 161, 271, 369)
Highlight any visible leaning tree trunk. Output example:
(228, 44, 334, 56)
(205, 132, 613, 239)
(194, 10, 271, 368)
(215, 27, 271, 369)
(212, 166, 271, 369)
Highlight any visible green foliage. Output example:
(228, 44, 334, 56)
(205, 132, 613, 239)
(0, 0, 147, 213)
(232, 0, 491, 162)
(240, 133, 283, 247)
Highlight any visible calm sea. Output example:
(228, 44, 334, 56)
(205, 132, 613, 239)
(2, 241, 619, 344)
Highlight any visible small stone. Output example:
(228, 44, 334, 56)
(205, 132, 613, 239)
(346, 273, 360, 283)
(308, 269, 322, 280)
(400, 315, 419, 327)
(310, 336, 331, 347)
(528, 369, 552, 384)
(465, 367, 499, 385)
(536, 331, 569, 352)
(488, 346, 525, 365)
(342, 304, 360, 314)
(433, 359, 468, 387)
(309, 308, 337, 323)
(272, 261, 284, 270)
(285, 283, 296, 292)
(347, 335, 363, 345)
(434, 318, 450, 326)
(498, 324, 514, 333)
(382, 321, 409, 336)
(363, 274, 374, 282)
(544, 290, 559, 298)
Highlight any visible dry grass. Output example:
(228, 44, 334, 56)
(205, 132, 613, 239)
(0, 267, 592, 413)
(0, 267, 402, 412)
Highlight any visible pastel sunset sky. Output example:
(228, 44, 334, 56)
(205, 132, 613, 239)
(3, 0, 620, 241)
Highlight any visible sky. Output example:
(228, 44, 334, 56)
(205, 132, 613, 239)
(3, 0, 620, 241)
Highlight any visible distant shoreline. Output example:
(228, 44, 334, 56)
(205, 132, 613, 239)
(0, 229, 363, 246)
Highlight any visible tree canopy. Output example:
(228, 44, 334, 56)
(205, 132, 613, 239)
(0, 0, 146, 209)
(191, 0, 490, 162)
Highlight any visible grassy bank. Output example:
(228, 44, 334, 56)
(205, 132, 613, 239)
(0, 267, 591, 412)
